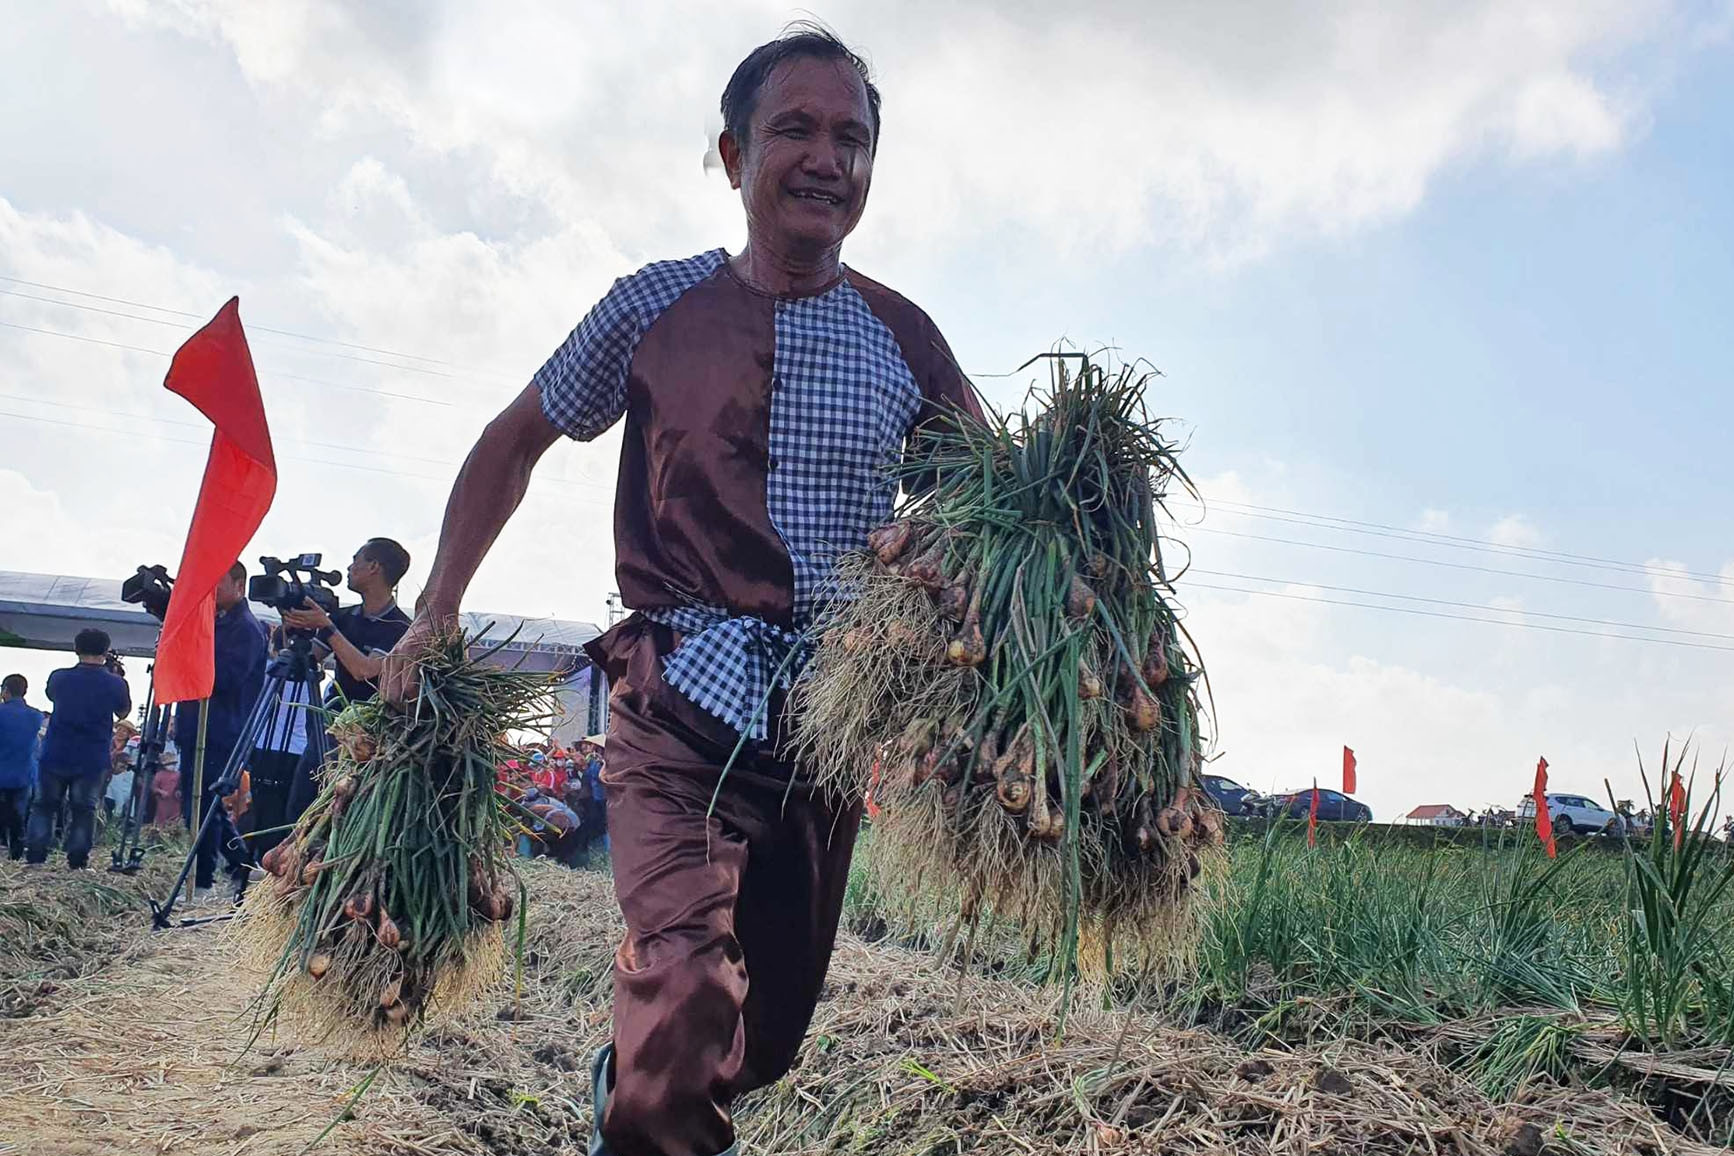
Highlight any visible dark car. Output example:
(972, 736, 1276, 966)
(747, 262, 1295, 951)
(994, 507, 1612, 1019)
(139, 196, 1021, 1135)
(1200, 773, 1255, 816)
(1268, 787, 1372, 823)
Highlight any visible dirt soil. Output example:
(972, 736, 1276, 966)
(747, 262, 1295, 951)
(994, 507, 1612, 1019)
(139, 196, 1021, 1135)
(0, 856, 1721, 1156)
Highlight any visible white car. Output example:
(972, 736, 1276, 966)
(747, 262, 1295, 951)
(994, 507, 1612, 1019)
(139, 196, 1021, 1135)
(1517, 792, 1623, 836)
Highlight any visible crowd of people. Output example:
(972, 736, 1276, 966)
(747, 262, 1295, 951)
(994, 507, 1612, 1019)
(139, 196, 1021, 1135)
(0, 536, 611, 895)
(0, 632, 129, 868)
(498, 736, 610, 867)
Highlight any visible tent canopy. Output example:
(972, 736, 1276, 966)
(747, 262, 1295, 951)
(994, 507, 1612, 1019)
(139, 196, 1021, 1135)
(0, 569, 601, 673)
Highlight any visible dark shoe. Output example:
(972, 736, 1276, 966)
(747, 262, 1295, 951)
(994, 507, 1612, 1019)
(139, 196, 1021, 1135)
(590, 1043, 614, 1156)
(589, 1044, 738, 1156)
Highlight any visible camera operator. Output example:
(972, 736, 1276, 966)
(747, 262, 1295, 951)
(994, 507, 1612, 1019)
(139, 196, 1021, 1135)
(173, 562, 267, 898)
(282, 538, 412, 817)
(26, 629, 131, 869)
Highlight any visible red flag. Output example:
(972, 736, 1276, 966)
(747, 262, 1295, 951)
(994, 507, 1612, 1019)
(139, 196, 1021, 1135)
(1668, 770, 1687, 851)
(1342, 746, 1357, 795)
(154, 299, 276, 704)
(1307, 778, 1320, 849)
(864, 751, 883, 821)
(1533, 756, 1556, 859)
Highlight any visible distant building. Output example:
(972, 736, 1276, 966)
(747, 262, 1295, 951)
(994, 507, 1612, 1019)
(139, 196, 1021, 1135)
(1404, 803, 1466, 827)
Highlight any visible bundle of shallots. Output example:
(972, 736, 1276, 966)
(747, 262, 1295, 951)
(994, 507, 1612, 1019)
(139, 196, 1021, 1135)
(790, 353, 1216, 992)
(238, 631, 553, 1052)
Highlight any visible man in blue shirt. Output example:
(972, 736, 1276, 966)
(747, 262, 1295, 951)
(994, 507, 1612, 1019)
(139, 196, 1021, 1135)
(27, 629, 132, 868)
(0, 673, 44, 859)
(174, 561, 268, 895)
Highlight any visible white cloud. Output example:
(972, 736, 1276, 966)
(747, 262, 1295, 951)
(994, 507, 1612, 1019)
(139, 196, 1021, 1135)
(1644, 559, 1734, 635)
(1488, 514, 1546, 549)
(100, 0, 1675, 265)
(1416, 508, 1453, 533)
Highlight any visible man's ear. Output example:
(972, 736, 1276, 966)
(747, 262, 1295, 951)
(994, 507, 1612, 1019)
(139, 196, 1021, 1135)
(719, 130, 744, 191)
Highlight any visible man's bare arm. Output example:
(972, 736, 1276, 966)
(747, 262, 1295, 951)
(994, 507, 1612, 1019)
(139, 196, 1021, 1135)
(382, 385, 562, 702)
(326, 629, 384, 683)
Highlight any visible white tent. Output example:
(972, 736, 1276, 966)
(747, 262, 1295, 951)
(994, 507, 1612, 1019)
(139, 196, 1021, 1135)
(0, 569, 609, 731)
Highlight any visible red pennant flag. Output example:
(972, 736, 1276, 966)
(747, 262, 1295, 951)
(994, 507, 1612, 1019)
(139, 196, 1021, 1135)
(1533, 756, 1556, 859)
(864, 751, 883, 821)
(1307, 778, 1320, 849)
(154, 299, 276, 704)
(1342, 746, 1357, 795)
(1668, 770, 1687, 851)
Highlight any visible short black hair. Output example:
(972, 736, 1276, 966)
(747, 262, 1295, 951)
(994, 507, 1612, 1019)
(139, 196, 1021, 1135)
(721, 23, 880, 155)
(74, 628, 112, 657)
(228, 561, 247, 583)
(360, 537, 412, 586)
(1, 674, 25, 697)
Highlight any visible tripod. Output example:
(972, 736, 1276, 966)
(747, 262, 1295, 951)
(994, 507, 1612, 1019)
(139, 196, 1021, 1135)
(107, 659, 171, 874)
(150, 633, 329, 930)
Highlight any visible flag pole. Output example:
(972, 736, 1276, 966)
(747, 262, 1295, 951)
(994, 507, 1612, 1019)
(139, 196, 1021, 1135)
(185, 704, 209, 903)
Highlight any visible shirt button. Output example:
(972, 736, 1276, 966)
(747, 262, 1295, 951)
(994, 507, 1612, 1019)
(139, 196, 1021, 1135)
(767, 455, 779, 471)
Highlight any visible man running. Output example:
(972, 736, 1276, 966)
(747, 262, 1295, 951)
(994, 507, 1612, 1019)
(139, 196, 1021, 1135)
(387, 27, 980, 1156)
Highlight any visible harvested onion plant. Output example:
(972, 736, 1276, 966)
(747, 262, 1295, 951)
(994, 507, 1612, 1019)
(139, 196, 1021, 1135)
(790, 353, 1216, 994)
(236, 632, 554, 1055)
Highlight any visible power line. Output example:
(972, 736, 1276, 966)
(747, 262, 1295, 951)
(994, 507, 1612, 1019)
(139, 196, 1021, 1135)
(1170, 497, 1732, 588)
(0, 298, 489, 387)
(13, 274, 1727, 588)
(1191, 568, 1734, 643)
(1180, 525, 1734, 606)
(8, 401, 1731, 656)
(1187, 580, 1734, 654)
(0, 408, 611, 499)
(0, 392, 462, 471)
(0, 275, 522, 381)
(7, 286, 1729, 613)
(8, 380, 1727, 612)
(0, 321, 456, 408)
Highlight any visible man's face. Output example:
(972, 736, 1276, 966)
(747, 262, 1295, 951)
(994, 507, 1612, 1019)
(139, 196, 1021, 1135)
(347, 550, 379, 593)
(724, 56, 875, 260)
(214, 573, 246, 611)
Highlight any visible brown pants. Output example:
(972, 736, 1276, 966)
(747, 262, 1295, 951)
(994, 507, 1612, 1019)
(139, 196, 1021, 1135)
(595, 618, 859, 1156)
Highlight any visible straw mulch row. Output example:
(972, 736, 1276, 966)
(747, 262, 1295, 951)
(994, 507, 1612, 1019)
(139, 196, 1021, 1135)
(0, 841, 185, 1018)
(0, 856, 1720, 1150)
(5, 854, 1715, 1155)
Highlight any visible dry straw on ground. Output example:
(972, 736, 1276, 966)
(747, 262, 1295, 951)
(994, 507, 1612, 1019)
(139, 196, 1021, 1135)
(0, 853, 1718, 1154)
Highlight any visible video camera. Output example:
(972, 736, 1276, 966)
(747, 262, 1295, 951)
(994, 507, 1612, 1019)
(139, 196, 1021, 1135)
(249, 554, 342, 619)
(120, 564, 175, 622)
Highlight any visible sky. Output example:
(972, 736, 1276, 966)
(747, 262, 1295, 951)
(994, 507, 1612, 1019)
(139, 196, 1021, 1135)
(2, 0, 1731, 821)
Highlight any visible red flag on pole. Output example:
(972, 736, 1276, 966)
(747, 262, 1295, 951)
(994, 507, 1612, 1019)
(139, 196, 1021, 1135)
(153, 299, 276, 704)
(1533, 756, 1556, 859)
(1668, 770, 1687, 851)
(1342, 746, 1357, 795)
(1307, 778, 1320, 849)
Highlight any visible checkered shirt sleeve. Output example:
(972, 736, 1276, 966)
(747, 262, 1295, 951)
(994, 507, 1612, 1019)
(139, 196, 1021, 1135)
(534, 250, 725, 441)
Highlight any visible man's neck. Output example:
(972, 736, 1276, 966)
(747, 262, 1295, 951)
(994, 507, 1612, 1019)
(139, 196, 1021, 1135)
(358, 586, 394, 616)
(77, 656, 105, 667)
(730, 241, 841, 297)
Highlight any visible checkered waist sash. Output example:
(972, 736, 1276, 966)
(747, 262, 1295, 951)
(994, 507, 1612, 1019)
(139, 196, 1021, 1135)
(641, 604, 813, 741)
